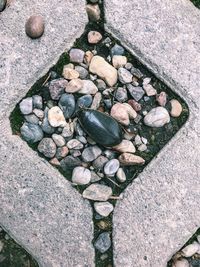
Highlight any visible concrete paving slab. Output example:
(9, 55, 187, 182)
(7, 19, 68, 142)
(0, 1, 95, 267)
(105, 0, 200, 266)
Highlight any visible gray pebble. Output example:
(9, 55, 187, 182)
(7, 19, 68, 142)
(48, 78, 68, 100)
(58, 93, 75, 119)
(93, 156, 109, 170)
(104, 159, 120, 177)
(116, 168, 126, 183)
(38, 138, 56, 158)
(75, 66, 88, 79)
(76, 94, 93, 110)
(60, 156, 82, 171)
(67, 139, 84, 150)
(103, 99, 112, 109)
(104, 150, 117, 160)
(69, 48, 85, 63)
(130, 67, 144, 79)
(33, 108, 44, 119)
(111, 44, 125, 56)
(96, 79, 106, 91)
(41, 107, 55, 134)
(127, 84, 145, 101)
(94, 202, 114, 217)
(82, 145, 102, 162)
(125, 62, 133, 70)
(19, 97, 33, 115)
(82, 183, 112, 201)
(76, 136, 87, 144)
(118, 68, 133, 84)
(70, 149, 82, 158)
(32, 95, 43, 109)
(90, 171, 102, 183)
(21, 122, 43, 143)
(0, 0, 6, 12)
(75, 122, 85, 136)
(72, 166, 91, 185)
(24, 114, 39, 124)
(115, 87, 128, 102)
(94, 232, 111, 253)
(52, 134, 66, 147)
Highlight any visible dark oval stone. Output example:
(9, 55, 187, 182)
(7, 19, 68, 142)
(76, 95, 93, 109)
(25, 15, 45, 39)
(77, 109, 123, 147)
(0, 0, 6, 12)
(58, 93, 75, 119)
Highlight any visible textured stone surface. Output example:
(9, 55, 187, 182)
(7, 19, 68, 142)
(0, 1, 95, 267)
(105, 0, 200, 267)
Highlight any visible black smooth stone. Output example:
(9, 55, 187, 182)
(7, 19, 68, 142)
(58, 93, 75, 119)
(0, 0, 6, 12)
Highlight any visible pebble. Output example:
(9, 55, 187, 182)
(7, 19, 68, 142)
(82, 146, 102, 162)
(60, 156, 82, 171)
(19, 97, 33, 115)
(65, 78, 83, 93)
(119, 153, 145, 165)
(21, 123, 43, 143)
(94, 202, 114, 217)
(141, 137, 148, 144)
(125, 62, 133, 70)
(75, 66, 88, 79)
(111, 44, 125, 56)
(116, 168, 126, 183)
(38, 138, 56, 158)
(127, 84, 145, 101)
(41, 107, 55, 134)
(48, 78, 68, 100)
(84, 50, 94, 65)
(52, 134, 65, 147)
(156, 91, 167, 106)
(104, 99, 112, 109)
(138, 144, 147, 152)
(128, 99, 142, 111)
(181, 242, 200, 257)
(56, 146, 69, 159)
(130, 67, 144, 79)
(115, 87, 128, 102)
(88, 31, 103, 44)
(48, 106, 66, 127)
(170, 99, 183, 117)
(90, 171, 102, 183)
(78, 80, 98, 95)
(94, 232, 111, 253)
(143, 77, 151, 86)
(58, 93, 75, 119)
(118, 67, 133, 84)
(86, 4, 100, 21)
(76, 94, 93, 109)
(33, 95, 43, 109)
(172, 259, 189, 267)
(110, 103, 137, 126)
(89, 55, 118, 87)
(112, 55, 127, 69)
(0, 0, 6, 12)
(62, 122, 74, 139)
(25, 114, 39, 124)
(93, 156, 109, 170)
(72, 166, 91, 185)
(104, 159, 120, 177)
(62, 66, 79, 80)
(96, 79, 106, 91)
(113, 140, 136, 153)
(69, 48, 85, 63)
(67, 139, 84, 150)
(143, 84, 157, 96)
(25, 15, 45, 39)
(144, 107, 170, 127)
(74, 122, 84, 136)
(82, 184, 112, 201)
(91, 92, 102, 109)
(33, 108, 44, 119)
(49, 158, 60, 166)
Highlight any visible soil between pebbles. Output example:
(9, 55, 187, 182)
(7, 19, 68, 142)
(9, 2, 189, 267)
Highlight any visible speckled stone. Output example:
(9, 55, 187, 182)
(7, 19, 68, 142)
(38, 138, 56, 158)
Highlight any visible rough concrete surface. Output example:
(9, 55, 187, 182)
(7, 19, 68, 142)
(105, 0, 200, 266)
(0, 1, 95, 267)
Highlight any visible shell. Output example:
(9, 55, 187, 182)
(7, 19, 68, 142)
(77, 109, 123, 147)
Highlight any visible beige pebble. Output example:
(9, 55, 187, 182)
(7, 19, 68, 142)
(86, 4, 101, 21)
(113, 140, 136, 153)
(118, 153, 145, 165)
(62, 66, 79, 80)
(65, 78, 83, 93)
(48, 106, 66, 127)
(170, 99, 183, 117)
(88, 31, 103, 44)
(112, 55, 127, 69)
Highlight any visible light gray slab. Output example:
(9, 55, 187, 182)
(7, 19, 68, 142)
(0, 1, 95, 267)
(105, 0, 200, 266)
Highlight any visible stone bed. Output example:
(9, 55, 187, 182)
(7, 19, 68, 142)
(0, 0, 200, 267)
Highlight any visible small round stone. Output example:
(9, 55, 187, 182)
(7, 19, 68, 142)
(75, 66, 88, 79)
(118, 68, 133, 84)
(170, 99, 183, 117)
(25, 15, 45, 39)
(48, 78, 68, 100)
(88, 31, 102, 44)
(94, 232, 111, 253)
(60, 156, 82, 171)
(56, 146, 69, 159)
(76, 94, 93, 109)
(144, 107, 170, 127)
(32, 95, 43, 109)
(82, 146, 102, 162)
(67, 139, 84, 150)
(172, 259, 189, 267)
(25, 114, 39, 124)
(72, 166, 91, 185)
(62, 66, 79, 80)
(93, 156, 109, 170)
(0, 0, 7, 12)
(52, 134, 66, 147)
(115, 87, 128, 102)
(21, 123, 43, 143)
(48, 106, 66, 127)
(116, 168, 126, 183)
(104, 159, 120, 177)
(112, 55, 127, 69)
(94, 202, 114, 217)
(38, 138, 56, 158)
(111, 44, 125, 56)
(82, 184, 112, 201)
(19, 97, 33, 115)
(69, 48, 85, 63)
(58, 93, 75, 119)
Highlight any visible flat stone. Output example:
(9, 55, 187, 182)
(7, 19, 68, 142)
(78, 80, 98, 95)
(69, 48, 85, 63)
(88, 31, 102, 44)
(94, 202, 114, 217)
(82, 146, 102, 162)
(127, 84, 145, 101)
(58, 93, 75, 119)
(83, 184, 112, 201)
(72, 166, 91, 185)
(62, 66, 79, 80)
(89, 55, 118, 87)
(170, 99, 183, 117)
(38, 138, 56, 158)
(19, 97, 33, 115)
(94, 232, 111, 253)
(65, 78, 83, 93)
(67, 139, 84, 150)
(48, 106, 66, 127)
(60, 156, 82, 171)
(115, 87, 128, 102)
(91, 92, 102, 110)
(118, 67, 133, 84)
(86, 4, 101, 21)
(113, 139, 136, 153)
(52, 134, 66, 147)
(93, 155, 109, 170)
(104, 159, 120, 177)
(48, 78, 68, 100)
(20, 122, 43, 143)
(144, 107, 170, 127)
(24, 114, 39, 124)
(118, 153, 145, 165)
(112, 55, 127, 69)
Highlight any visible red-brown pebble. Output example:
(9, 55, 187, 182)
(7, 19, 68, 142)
(128, 99, 141, 111)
